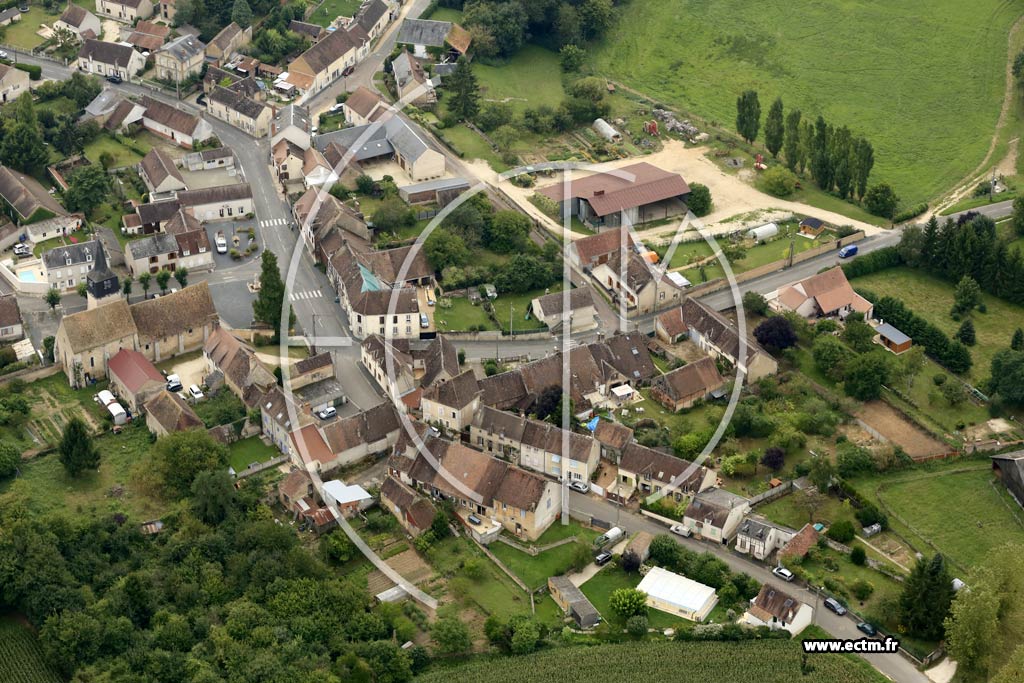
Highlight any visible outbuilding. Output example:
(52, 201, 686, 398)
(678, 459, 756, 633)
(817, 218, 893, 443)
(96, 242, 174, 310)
(636, 566, 718, 621)
(593, 118, 621, 142)
(548, 575, 601, 628)
(875, 322, 911, 355)
(746, 222, 779, 242)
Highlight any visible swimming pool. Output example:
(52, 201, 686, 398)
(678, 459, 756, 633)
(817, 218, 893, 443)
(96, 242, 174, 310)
(17, 271, 38, 283)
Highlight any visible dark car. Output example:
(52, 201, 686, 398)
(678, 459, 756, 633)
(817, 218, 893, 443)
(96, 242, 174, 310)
(106, 74, 123, 84)
(823, 598, 847, 616)
(197, 94, 207, 106)
(342, 65, 355, 76)
(594, 551, 613, 566)
(856, 622, 878, 637)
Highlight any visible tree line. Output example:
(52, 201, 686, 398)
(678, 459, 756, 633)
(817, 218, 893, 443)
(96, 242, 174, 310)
(735, 91, 899, 217)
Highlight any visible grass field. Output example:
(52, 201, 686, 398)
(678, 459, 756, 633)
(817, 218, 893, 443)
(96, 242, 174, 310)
(591, 0, 1017, 208)
(83, 134, 150, 169)
(474, 45, 566, 115)
(854, 464, 1024, 570)
(0, 7, 60, 50)
(441, 124, 508, 171)
(579, 566, 686, 630)
(850, 267, 1024, 381)
(309, 0, 362, 26)
(426, 6, 463, 22)
(490, 539, 588, 590)
(434, 297, 495, 332)
(0, 616, 62, 683)
(415, 631, 888, 683)
(228, 436, 279, 472)
(0, 422, 167, 521)
(493, 283, 563, 333)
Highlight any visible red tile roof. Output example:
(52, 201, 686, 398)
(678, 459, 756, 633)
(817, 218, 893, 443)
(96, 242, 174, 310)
(107, 348, 164, 393)
(538, 163, 689, 217)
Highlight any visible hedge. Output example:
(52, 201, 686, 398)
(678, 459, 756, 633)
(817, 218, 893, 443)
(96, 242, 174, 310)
(14, 63, 42, 81)
(894, 203, 928, 223)
(839, 245, 903, 280)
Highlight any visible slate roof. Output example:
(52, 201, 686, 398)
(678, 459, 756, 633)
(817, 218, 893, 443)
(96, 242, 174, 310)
(620, 442, 707, 490)
(208, 22, 242, 53)
(750, 584, 803, 624)
(130, 282, 217, 339)
(0, 7, 20, 22)
(137, 199, 182, 225)
(78, 39, 136, 68)
(652, 357, 724, 402)
(330, 243, 427, 316)
(397, 19, 451, 47)
(289, 19, 325, 40)
(355, 0, 389, 32)
(422, 369, 479, 410)
(295, 24, 358, 73)
(316, 112, 433, 162)
(158, 33, 204, 61)
(0, 166, 66, 219)
(176, 183, 252, 206)
(139, 96, 202, 135)
(127, 232, 177, 260)
(685, 488, 749, 527)
(533, 287, 594, 318)
(321, 402, 400, 456)
(59, 5, 91, 28)
(210, 84, 267, 119)
(875, 322, 911, 346)
(275, 104, 311, 134)
(42, 239, 100, 269)
(419, 335, 459, 387)
(677, 297, 771, 367)
(140, 148, 185, 190)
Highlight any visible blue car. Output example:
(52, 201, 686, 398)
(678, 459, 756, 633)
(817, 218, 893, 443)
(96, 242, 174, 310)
(838, 245, 858, 259)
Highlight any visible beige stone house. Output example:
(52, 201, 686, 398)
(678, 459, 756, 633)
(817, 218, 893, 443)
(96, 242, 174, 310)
(97, 0, 153, 22)
(155, 34, 206, 84)
(0, 64, 30, 104)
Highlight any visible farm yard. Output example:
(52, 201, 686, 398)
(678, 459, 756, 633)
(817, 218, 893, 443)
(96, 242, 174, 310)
(415, 630, 888, 683)
(590, 0, 1018, 208)
(0, 616, 62, 683)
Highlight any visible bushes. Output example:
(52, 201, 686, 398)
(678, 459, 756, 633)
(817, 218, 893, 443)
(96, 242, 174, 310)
(13, 63, 42, 81)
(894, 203, 928, 223)
(850, 545, 867, 566)
(840, 245, 903, 279)
(826, 519, 856, 544)
(761, 166, 798, 197)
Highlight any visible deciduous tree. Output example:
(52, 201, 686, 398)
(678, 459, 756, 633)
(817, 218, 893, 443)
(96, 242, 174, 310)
(191, 470, 236, 523)
(152, 429, 228, 497)
(609, 587, 647, 619)
(753, 316, 798, 351)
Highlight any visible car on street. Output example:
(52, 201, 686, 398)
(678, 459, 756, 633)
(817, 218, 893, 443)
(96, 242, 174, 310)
(856, 622, 878, 637)
(823, 597, 847, 616)
(594, 551, 613, 566)
(188, 384, 204, 401)
(0, 50, 8, 60)
(342, 65, 355, 76)
(215, 233, 228, 254)
(568, 480, 589, 494)
(106, 74, 123, 84)
(166, 374, 183, 392)
(13, 243, 30, 257)
(838, 244, 858, 259)
(669, 524, 692, 537)
(772, 566, 795, 582)
(317, 406, 337, 420)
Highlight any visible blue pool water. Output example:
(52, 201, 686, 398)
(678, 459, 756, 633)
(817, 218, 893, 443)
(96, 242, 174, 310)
(18, 271, 37, 282)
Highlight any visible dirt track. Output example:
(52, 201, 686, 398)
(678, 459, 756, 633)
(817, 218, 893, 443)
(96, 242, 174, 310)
(855, 401, 948, 460)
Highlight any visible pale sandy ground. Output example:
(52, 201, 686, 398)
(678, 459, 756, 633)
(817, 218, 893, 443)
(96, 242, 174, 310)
(101, 19, 122, 42)
(167, 355, 206, 389)
(482, 140, 886, 243)
(925, 658, 957, 683)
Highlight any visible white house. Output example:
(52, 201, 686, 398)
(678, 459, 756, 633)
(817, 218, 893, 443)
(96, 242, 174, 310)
(734, 517, 796, 562)
(682, 488, 751, 544)
(76, 39, 146, 81)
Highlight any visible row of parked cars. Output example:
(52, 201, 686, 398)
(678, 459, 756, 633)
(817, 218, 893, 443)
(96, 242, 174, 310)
(166, 374, 204, 401)
(769, 565, 878, 636)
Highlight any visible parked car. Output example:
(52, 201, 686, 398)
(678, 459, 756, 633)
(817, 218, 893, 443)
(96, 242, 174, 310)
(823, 598, 847, 616)
(669, 524, 692, 538)
(188, 384, 204, 401)
(838, 244, 858, 259)
(0, 50, 8, 60)
(772, 566, 795, 582)
(317, 406, 337, 420)
(166, 374, 183, 392)
(197, 94, 207, 106)
(467, 514, 482, 525)
(419, 313, 429, 329)
(594, 551, 613, 566)
(13, 243, 30, 257)
(856, 622, 878, 637)
(568, 480, 589, 494)
(595, 526, 624, 547)
(215, 233, 228, 254)
(342, 65, 355, 76)
(106, 74, 123, 84)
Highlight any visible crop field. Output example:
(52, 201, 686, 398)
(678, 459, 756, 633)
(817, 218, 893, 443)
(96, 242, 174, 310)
(415, 631, 887, 683)
(591, 0, 1018, 207)
(0, 617, 62, 683)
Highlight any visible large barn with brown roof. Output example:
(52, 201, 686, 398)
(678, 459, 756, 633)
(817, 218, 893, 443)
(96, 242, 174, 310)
(538, 162, 690, 230)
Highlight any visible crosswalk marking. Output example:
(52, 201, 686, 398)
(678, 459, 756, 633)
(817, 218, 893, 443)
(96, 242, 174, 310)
(288, 290, 325, 301)
(260, 217, 288, 228)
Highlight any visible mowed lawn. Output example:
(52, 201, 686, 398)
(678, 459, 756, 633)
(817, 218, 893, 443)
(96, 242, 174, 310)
(850, 267, 1024, 381)
(474, 45, 566, 114)
(434, 297, 495, 332)
(591, 0, 1017, 207)
(579, 566, 688, 630)
(228, 436, 279, 472)
(857, 466, 1024, 569)
(83, 135, 151, 169)
(1, 7, 61, 50)
(309, 0, 362, 27)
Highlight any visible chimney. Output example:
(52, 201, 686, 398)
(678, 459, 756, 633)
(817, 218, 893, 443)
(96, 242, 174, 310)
(593, 189, 605, 196)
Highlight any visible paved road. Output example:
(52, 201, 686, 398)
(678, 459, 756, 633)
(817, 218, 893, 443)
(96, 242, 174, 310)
(568, 492, 929, 683)
(942, 198, 1014, 224)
